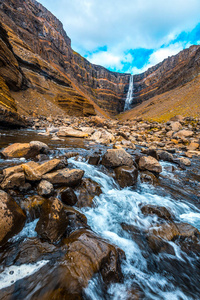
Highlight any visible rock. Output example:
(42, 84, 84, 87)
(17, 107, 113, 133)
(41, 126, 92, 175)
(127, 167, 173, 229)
(1, 172, 25, 189)
(157, 150, 174, 162)
(35, 198, 68, 243)
(1, 143, 33, 159)
(29, 141, 49, 154)
(187, 142, 199, 151)
(90, 129, 115, 144)
(139, 156, 162, 173)
(60, 187, 78, 206)
(42, 168, 84, 187)
(141, 149, 159, 160)
(88, 154, 100, 165)
(102, 149, 133, 168)
(140, 171, 158, 185)
(79, 127, 95, 134)
(147, 222, 199, 253)
(23, 159, 61, 181)
(176, 157, 191, 166)
(170, 115, 184, 122)
(174, 130, 194, 139)
(37, 180, 54, 197)
(75, 178, 102, 208)
(2, 164, 24, 179)
(114, 166, 138, 188)
(20, 195, 47, 220)
(57, 127, 88, 138)
(170, 121, 182, 132)
(0, 190, 26, 245)
(141, 205, 174, 221)
(65, 152, 79, 159)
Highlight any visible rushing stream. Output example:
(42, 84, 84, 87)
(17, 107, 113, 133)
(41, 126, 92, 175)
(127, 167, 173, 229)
(0, 128, 200, 299)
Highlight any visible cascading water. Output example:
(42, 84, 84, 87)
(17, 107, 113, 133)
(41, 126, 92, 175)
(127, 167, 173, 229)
(124, 74, 134, 111)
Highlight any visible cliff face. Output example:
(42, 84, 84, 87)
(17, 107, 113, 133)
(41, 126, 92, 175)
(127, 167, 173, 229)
(132, 45, 200, 106)
(0, 0, 130, 117)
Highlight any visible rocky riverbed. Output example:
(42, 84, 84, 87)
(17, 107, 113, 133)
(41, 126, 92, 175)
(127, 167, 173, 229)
(0, 115, 200, 299)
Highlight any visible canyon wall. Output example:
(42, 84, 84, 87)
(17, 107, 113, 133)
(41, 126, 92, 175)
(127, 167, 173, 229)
(0, 0, 130, 118)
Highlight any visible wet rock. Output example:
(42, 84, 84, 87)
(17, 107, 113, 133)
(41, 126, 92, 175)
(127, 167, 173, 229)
(29, 141, 49, 154)
(60, 187, 78, 206)
(64, 206, 89, 236)
(35, 198, 68, 243)
(57, 127, 88, 138)
(114, 166, 138, 188)
(147, 222, 199, 253)
(36, 154, 49, 162)
(1, 143, 33, 159)
(141, 149, 159, 160)
(65, 151, 79, 159)
(37, 180, 54, 197)
(139, 156, 162, 173)
(0, 190, 26, 245)
(1, 172, 25, 190)
(102, 149, 133, 168)
(176, 157, 191, 166)
(140, 171, 158, 185)
(22, 159, 61, 181)
(141, 204, 174, 221)
(75, 178, 102, 208)
(88, 154, 100, 165)
(21, 195, 47, 220)
(42, 168, 84, 187)
(157, 150, 174, 162)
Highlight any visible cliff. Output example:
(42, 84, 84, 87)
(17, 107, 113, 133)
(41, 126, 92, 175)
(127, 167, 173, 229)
(0, 0, 130, 118)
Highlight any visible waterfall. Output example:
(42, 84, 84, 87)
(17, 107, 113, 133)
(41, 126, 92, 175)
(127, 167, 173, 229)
(124, 74, 134, 111)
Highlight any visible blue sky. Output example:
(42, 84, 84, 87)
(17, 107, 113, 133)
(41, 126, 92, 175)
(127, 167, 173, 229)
(38, 0, 200, 74)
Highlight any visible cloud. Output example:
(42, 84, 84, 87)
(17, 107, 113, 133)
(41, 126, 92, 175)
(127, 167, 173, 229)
(38, 0, 200, 73)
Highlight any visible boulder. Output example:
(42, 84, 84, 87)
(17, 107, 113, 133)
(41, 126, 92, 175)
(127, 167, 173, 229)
(176, 157, 191, 166)
(88, 154, 100, 165)
(139, 156, 162, 173)
(57, 127, 88, 138)
(170, 122, 182, 132)
(42, 168, 84, 187)
(22, 159, 61, 181)
(37, 180, 54, 197)
(29, 141, 49, 154)
(141, 205, 174, 221)
(75, 178, 102, 208)
(140, 171, 158, 185)
(60, 187, 78, 206)
(157, 150, 174, 162)
(102, 149, 133, 168)
(0, 190, 26, 245)
(174, 130, 194, 139)
(90, 129, 115, 144)
(35, 198, 68, 243)
(1, 172, 25, 190)
(114, 166, 138, 188)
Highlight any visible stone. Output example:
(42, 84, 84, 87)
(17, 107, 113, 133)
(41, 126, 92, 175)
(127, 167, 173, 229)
(29, 141, 49, 153)
(35, 198, 68, 243)
(1, 172, 25, 190)
(90, 129, 115, 144)
(139, 156, 162, 173)
(102, 149, 133, 168)
(23, 159, 61, 181)
(140, 171, 158, 185)
(75, 178, 102, 208)
(88, 154, 100, 165)
(141, 205, 174, 221)
(170, 121, 182, 132)
(20, 195, 47, 220)
(0, 190, 26, 245)
(176, 157, 191, 166)
(42, 168, 84, 187)
(157, 150, 174, 162)
(187, 142, 199, 151)
(60, 187, 78, 206)
(37, 180, 54, 197)
(65, 152, 79, 159)
(57, 127, 88, 138)
(114, 166, 138, 188)
(174, 130, 194, 139)
(1, 143, 32, 159)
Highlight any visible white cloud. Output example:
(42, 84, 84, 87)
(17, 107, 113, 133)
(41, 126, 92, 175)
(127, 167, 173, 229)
(38, 0, 200, 73)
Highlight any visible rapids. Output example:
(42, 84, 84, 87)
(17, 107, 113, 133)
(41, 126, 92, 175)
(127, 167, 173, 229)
(0, 128, 200, 299)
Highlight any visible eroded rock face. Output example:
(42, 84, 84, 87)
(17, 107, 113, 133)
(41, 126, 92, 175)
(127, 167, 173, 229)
(0, 190, 26, 245)
(102, 149, 133, 168)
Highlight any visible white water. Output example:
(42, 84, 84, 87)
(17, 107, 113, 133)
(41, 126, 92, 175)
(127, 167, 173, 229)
(124, 75, 134, 111)
(69, 158, 200, 300)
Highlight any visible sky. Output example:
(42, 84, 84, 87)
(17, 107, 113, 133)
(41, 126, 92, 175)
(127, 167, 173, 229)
(38, 0, 200, 74)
